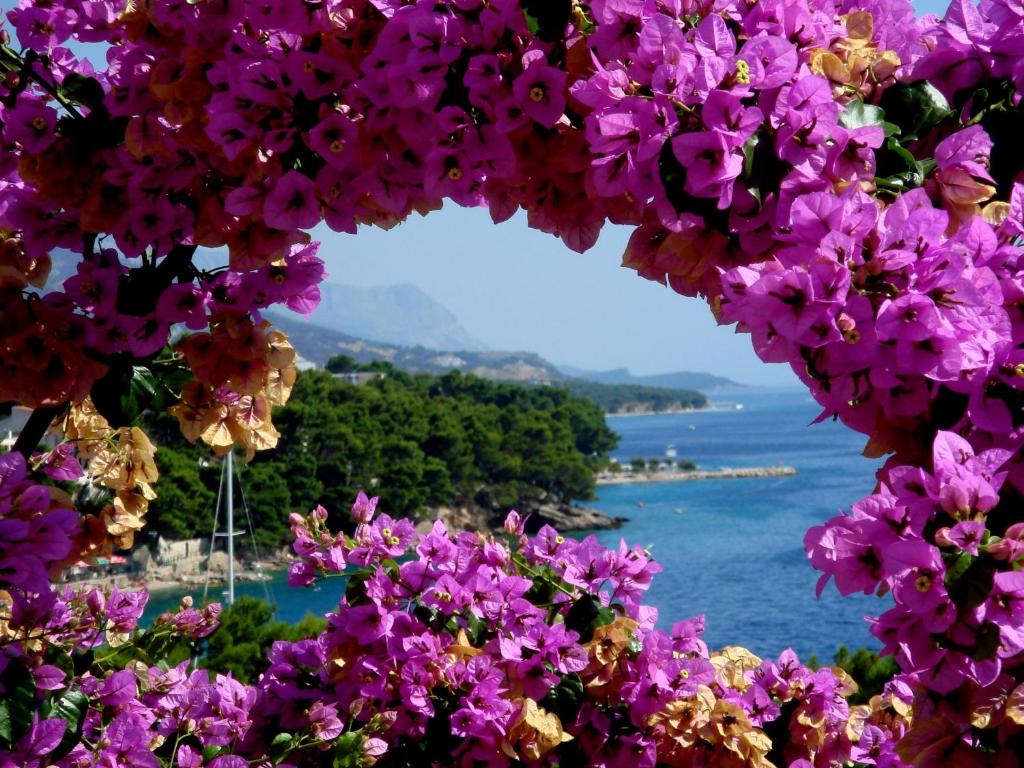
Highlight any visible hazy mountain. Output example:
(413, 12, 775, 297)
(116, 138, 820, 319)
(270, 312, 563, 384)
(557, 365, 745, 391)
(293, 282, 486, 352)
(271, 314, 708, 413)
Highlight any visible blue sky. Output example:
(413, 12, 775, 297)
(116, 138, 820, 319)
(3, 0, 951, 384)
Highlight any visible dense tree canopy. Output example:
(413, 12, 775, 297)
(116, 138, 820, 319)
(145, 366, 617, 546)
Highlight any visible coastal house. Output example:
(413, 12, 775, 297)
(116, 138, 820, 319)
(333, 371, 388, 386)
(156, 537, 209, 564)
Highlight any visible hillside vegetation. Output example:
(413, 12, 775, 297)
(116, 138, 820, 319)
(143, 366, 618, 548)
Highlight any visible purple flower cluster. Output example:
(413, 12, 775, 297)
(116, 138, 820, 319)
(807, 430, 1024, 755)
(0, 452, 77, 641)
(265, 498, 908, 766)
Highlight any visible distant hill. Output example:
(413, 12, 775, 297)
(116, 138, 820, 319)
(269, 312, 564, 383)
(271, 313, 707, 412)
(557, 365, 744, 391)
(293, 282, 486, 351)
(43, 254, 483, 354)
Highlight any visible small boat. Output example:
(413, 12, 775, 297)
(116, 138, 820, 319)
(688, 424, 696, 430)
(673, 508, 685, 515)
(636, 500, 645, 508)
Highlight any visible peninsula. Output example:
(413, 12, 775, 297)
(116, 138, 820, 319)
(596, 466, 798, 486)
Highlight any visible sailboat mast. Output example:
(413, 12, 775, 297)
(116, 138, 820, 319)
(226, 451, 235, 606)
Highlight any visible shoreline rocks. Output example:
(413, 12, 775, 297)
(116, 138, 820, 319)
(425, 489, 625, 534)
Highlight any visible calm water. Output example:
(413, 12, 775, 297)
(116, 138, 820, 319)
(145, 387, 890, 660)
(592, 387, 887, 659)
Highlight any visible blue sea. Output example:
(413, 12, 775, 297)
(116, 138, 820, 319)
(144, 387, 889, 661)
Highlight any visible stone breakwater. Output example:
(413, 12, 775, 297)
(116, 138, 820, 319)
(596, 466, 798, 486)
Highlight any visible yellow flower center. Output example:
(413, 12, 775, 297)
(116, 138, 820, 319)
(734, 59, 751, 84)
(447, 166, 463, 181)
(31, 116, 46, 131)
(529, 86, 546, 103)
(555, 535, 565, 545)
(303, 61, 316, 73)
(678, 668, 689, 679)
(843, 328, 861, 344)
(329, 139, 345, 153)
(382, 527, 392, 538)
(914, 574, 932, 592)
(388, 535, 400, 546)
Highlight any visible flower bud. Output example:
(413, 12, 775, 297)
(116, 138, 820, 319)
(351, 491, 378, 523)
(504, 510, 524, 536)
(86, 589, 105, 614)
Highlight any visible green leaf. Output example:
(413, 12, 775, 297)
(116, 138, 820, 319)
(43, 689, 89, 762)
(877, 81, 953, 142)
(594, 606, 616, 630)
(539, 673, 584, 724)
(564, 594, 601, 642)
(333, 732, 363, 768)
(271, 732, 294, 748)
(627, 631, 643, 655)
(202, 745, 224, 762)
(44, 647, 75, 683)
(521, 0, 572, 42)
(947, 554, 997, 610)
(839, 101, 886, 131)
(742, 133, 760, 179)
(59, 73, 106, 111)
(944, 551, 973, 585)
(465, 612, 487, 646)
(0, 661, 37, 748)
(972, 621, 1001, 661)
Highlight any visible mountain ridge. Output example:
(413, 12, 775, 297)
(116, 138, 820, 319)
(304, 281, 487, 352)
(556, 364, 744, 391)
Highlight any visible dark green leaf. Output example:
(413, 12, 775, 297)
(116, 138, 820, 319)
(972, 621, 1001, 661)
(627, 631, 643, 655)
(521, 0, 572, 41)
(202, 745, 223, 762)
(0, 701, 9, 747)
(333, 732, 363, 768)
(947, 554, 997, 610)
(0, 661, 37, 747)
(742, 133, 760, 179)
(564, 594, 601, 642)
(539, 673, 584, 724)
(877, 81, 952, 142)
(839, 101, 886, 131)
(59, 73, 106, 111)
(465, 612, 487, 646)
(44, 648, 75, 683)
(944, 552, 973, 585)
(594, 606, 616, 630)
(271, 732, 294, 747)
(43, 689, 89, 762)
